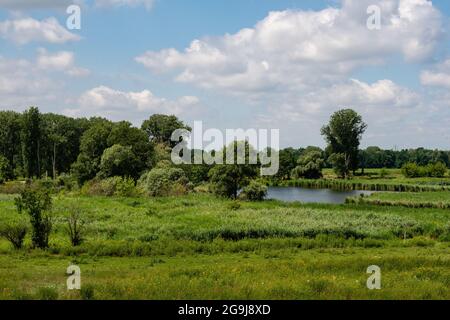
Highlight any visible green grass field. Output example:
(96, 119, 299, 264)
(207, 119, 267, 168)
(0, 191, 449, 300)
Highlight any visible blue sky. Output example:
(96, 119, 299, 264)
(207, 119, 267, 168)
(1, 0, 449, 149)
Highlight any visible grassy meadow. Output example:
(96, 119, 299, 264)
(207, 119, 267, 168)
(0, 177, 449, 300)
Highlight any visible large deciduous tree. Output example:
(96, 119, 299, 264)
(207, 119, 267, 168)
(208, 141, 258, 199)
(141, 114, 191, 147)
(21, 107, 42, 178)
(321, 109, 367, 178)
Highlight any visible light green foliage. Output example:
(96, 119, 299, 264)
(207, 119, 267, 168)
(240, 180, 268, 201)
(0, 194, 449, 299)
(138, 166, 187, 197)
(99, 144, 140, 180)
(348, 191, 450, 210)
(402, 162, 448, 178)
(291, 150, 324, 179)
(0, 219, 28, 249)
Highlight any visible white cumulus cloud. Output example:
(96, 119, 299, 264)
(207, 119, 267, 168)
(136, 0, 443, 96)
(76, 86, 199, 117)
(0, 17, 80, 44)
(421, 59, 450, 88)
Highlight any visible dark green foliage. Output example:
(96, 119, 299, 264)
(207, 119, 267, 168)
(141, 114, 191, 147)
(0, 111, 22, 179)
(321, 109, 367, 178)
(0, 155, 10, 184)
(328, 153, 348, 178)
(99, 144, 140, 180)
(21, 107, 42, 178)
(15, 189, 53, 249)
(208, 141, 258, 199)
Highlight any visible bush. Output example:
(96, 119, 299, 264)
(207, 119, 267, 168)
(138, 167, 188, 197)
(240, 180, 268, 201)
(56, 173, 78, 191)
(0, 221, 28, 249)
(402, 162, 448, 178)
(82, 177, 138, 197)
(427, 162, 448, 178)
(65, 209, 85, 247)
(15, 189, 53, 249)
(402, 163, 422, 178)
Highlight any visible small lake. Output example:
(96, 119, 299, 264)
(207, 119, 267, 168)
(267, 187, 374, 204)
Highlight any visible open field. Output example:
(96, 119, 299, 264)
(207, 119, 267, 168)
(1, 247, 449, 300)
(0, 192, 449, 300)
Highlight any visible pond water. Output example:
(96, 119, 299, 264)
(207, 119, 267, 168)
(267, 187, 374, 204)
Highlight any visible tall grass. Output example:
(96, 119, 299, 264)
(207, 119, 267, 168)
(281, 179, 450, 192)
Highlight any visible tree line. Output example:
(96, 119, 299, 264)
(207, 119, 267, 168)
(0, 107, 449, 186)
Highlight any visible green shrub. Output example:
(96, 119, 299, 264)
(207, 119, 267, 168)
(65, 209, 85, 246)
(0, 220, 28, 249)
(15, 189, 52, 249)
(56, 173, 78, 191)
(402, 162, 447, 178)
(138, 167, 188, 197)
(82, 177, 138, 197)
(240, 181, 268, 201)
(427, 162, 448, 178)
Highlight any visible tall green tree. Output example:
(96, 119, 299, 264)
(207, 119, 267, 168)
(0, 111, 22, 179)
(141, 114, 191, 147)
(208, 141, 258, 199)
(21, 107, 42, 178)
(321, 109, 367, 178)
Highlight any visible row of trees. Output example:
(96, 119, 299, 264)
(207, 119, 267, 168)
(0, 108, 190, 183)
(1, 107, 449, 189)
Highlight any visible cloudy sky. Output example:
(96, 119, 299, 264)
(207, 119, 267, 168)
(0, 0, 449, 149)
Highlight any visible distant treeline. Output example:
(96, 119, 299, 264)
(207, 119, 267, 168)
(274, 146, 450, 180)
(0, 108, 448, 182)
